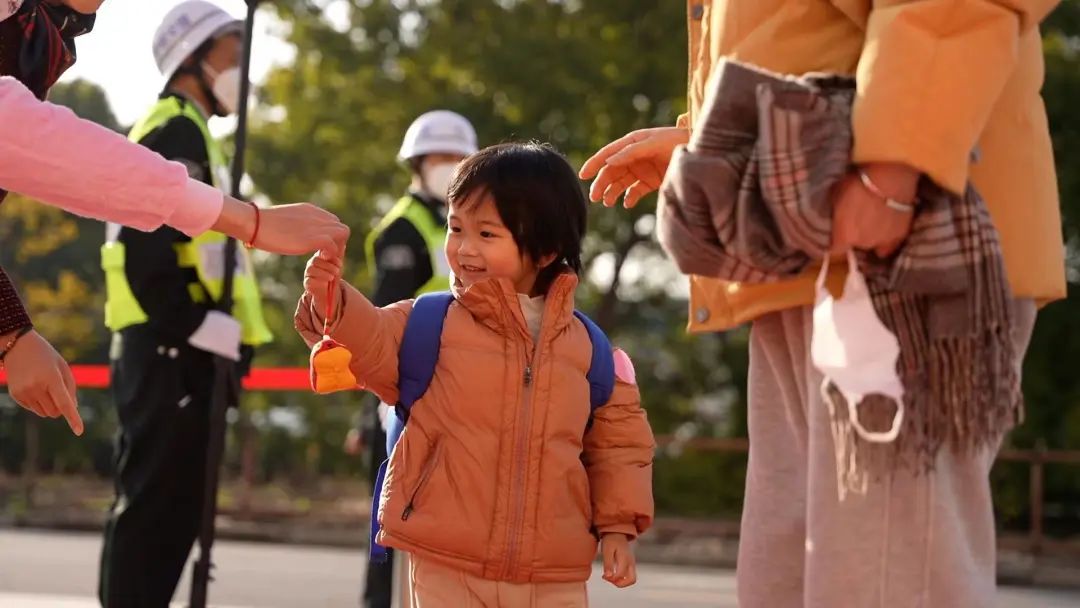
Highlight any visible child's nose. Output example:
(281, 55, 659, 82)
(456, 237, 478, 256)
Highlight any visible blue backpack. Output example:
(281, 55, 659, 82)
(369, 291, 616, 562)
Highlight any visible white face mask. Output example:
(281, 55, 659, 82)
(422, 162, 457, 202)
(202, 63, 242, 116)
(810, 250, 905, 443)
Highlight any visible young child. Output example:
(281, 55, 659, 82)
(295, 142, 655, 607)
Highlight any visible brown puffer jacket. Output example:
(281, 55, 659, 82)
(295, 273, 655, 583)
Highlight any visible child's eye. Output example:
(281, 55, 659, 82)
(480, 231, 494, 238)
(449, 226, 462, 233)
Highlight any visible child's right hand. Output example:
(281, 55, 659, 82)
(601, 533, 638, 588)
(303, 250, 344, 323)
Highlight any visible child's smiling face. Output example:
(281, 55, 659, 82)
(446, 193, 549, 295)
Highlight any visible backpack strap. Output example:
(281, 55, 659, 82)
(371, 290, 454, 563)
(396, 291, 456, 415)
(573, 310, 616, 428)
(383, 291, 454, 462)
(369, 458, 391, 562)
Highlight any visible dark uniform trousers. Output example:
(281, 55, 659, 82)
(99, 325, 216, 608)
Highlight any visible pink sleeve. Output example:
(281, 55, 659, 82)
(0, 77, 223, 236)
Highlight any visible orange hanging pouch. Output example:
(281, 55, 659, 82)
(309, 278, 358, 394)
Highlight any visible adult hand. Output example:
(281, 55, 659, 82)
(830, 163, 921, 258)
(3, 330, 83, 435)
(579, 127, 690, 209)
(213, 197, 351, 258)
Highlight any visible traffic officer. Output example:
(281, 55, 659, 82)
(97, 2, 272, 606)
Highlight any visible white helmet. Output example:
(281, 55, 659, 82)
(398, 110, 478, 161)
(153, 1, 244, 81)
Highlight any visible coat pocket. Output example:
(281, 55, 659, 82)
(401, 438, 442, 521)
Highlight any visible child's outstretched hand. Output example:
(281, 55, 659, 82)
(303, 250, 344, 322)
(601, 533, 637, 588)
(304, 250, 357, 394)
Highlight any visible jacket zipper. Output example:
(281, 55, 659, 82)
(503, 343, 538, 578)
(401, 441, 441, 521)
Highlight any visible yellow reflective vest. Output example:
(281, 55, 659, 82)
(101, 97, 272, 346)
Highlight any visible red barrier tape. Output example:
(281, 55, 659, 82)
(0, 365, 312, 391)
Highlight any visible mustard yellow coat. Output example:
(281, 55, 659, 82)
(678, 0, 1066, 332)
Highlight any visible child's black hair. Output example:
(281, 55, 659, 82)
(447, 142, 586, 295)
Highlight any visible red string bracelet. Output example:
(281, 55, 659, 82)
(0, 325, 34, 368)
(243, 202, 261, 249)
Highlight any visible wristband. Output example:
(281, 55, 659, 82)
(0, 325, 33, 365)
(858, 170, 917, 213)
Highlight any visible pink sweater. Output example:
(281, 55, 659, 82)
(0, 76, 223, 236)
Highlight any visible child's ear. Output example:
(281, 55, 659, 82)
(537, 252, 558, 269)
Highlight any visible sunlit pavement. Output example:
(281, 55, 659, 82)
(1, 529, 1077, 607)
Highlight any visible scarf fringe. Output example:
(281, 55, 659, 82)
(827, 246, 1020, 497)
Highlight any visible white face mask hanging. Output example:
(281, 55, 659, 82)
(810, 251, 905, 443)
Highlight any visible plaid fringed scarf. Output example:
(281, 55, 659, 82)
(657, 60, 1018, 494)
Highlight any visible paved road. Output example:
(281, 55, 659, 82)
(0, 529, 1076, 607)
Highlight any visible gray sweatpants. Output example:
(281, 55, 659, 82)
(738, 301, 1036, 607)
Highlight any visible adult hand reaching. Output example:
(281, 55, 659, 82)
(2, 329, 83, 436)
(579, 127, 690, 209)
(212, 197, 351, 258)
